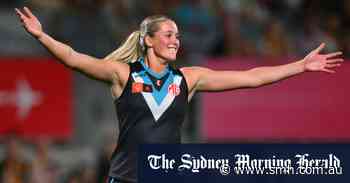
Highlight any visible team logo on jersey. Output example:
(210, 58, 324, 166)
(132, 82, 143, 93)
(144, 85, 153, 92)
(156, 80, 162, 86)
(168, 84, 180, 96)
(132, 82, 153, 93)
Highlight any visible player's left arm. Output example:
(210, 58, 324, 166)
(181, 43, 343, 97)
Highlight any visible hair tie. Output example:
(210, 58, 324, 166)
(139, 31, 146, 51)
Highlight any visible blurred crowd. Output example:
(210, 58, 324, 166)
(1, 0, 349, 59)
(0, 136, 115, 183)
(0, 0, 349, 182)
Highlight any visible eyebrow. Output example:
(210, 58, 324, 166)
(159, 31, 180, 35)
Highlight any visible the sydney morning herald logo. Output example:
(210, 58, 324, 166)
(146, 153, 343, 176)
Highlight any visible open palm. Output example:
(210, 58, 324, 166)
(304, 43, 343, 73)
(15, 7, 43, 38)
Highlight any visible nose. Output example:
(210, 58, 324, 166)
(172, 36, 180, 47)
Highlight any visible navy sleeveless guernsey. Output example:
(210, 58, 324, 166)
(109, 58, 189, 182)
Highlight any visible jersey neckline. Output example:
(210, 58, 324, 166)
(138, 57, 170, 79)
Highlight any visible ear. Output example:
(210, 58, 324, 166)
(144, 35, 153, 48)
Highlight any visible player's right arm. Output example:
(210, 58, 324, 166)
(15, 7, 127, 84)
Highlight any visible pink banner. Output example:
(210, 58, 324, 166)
(202, 57, 350, 141)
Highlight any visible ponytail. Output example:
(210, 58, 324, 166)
(104, 15, 171, 63)
(104, 31, 143, 63)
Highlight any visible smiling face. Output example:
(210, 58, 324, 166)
(145, 20, 180, 62)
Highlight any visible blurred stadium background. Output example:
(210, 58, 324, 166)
(0, 0, 349, 182)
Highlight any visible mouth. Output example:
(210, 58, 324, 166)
(168, 45, 178, 53)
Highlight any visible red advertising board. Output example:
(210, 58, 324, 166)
(0, 58, 72, 140)
(202, 57, 350, 141)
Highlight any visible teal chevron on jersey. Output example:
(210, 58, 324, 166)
(132, 71, 182, 121)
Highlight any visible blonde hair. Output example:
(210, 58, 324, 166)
(104, 15, 171, 63)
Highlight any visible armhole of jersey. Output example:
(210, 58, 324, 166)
(177, 68, 189, 103)
(113, 63, 132, 102)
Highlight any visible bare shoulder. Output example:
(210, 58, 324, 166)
(179, 66, 199, 81)
(106, 60, 131, 99)
(179, 66, 212, 92)
(104, 59, 130, 84)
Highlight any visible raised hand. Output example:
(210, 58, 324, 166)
(15, 7, 43, 39)
(303, 43, 344, 73)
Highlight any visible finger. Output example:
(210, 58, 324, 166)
(15, 10, 27, 24)
(15, 8, 25, 19)
(23, 7, 35, 18)
(314, 43, 326, 53)
(20, 7, 31, 19)
(326, 58, 344, 63)
(321, 68, 335, 73)
(325, 63, 341, 68)
(14, 8, 21, 15)
(325, 51, 342, 59)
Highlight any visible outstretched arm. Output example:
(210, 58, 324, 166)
(181, 43, 343, 97)
(15, 7, 127, 84)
